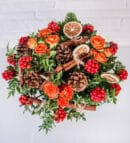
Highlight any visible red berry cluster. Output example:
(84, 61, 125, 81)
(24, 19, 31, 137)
(90, 87, 106, 102)
(2, 69, 16, 80)
(82, 24, 94, 33)
(19, 95, 32, 105)
(84, 59, 99, 74)
(48, 21, 60, 33)
(54, 108, 66, 123)
(109, 41, 118, 55)
(118, 69, 128, 80)
(111, 84, 121, 95)
(18, 56, 32, 69)
(19, 36, 29, 46)
(7, 55, 16, 66)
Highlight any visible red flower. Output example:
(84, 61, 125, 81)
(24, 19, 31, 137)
(48, 21, 60, 33)
(111, 84, 121, 95)
(19, 36, 29, 46)
(18, 56, 33, 69)
(54, 108, 66, 123)
(42, 82, 59, 99)
(57, 85, 74, 108)
(82, 24, 94, 33)
(90, 87, 106, 102)
(19, 95, 32, 105)
(118, 69, 128, 80)
(84, 59, 99, 74)
(2, 69, 16, 80)
(7, 55, 16, 66)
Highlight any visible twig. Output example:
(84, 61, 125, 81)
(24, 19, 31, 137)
(28, 96, 96, 111)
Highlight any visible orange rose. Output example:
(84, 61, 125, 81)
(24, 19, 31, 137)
(42, 82, 59, 99)
(104, 47, 113, 57)
(45, 35, 60, 46)
(38, 28, 52, 38)
(57, 97, 68, 107)
(94, 52, 108, 64)
(90, 35, 105, 50)
(60, 85, 73, 101)
(34, 43, 49, 55)
(27, 38, 37, 49)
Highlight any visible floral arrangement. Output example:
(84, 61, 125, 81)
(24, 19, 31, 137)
(2, 13, 128, 133)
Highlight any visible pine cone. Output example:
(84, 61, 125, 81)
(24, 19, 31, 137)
(56, 44, 72, 63)
(24, 72, 44, 88)
(67, 71, 88, 92)
(17, 45, 32, 55)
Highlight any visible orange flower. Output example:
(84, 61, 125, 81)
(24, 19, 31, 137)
(90, 35, 105, 50)
(104, 47, 113, 57)
(60, 85, 74, 101)
(57, 97, 68, 107)
(42, 82, 59, 99)
(27, 38, 37, 49)
(94, 52, 108, 64)
(38, 28, 52, 38)
(57, 85, 74, 108)
(34, 43, 49, 55)
(45, 35, 60, 46)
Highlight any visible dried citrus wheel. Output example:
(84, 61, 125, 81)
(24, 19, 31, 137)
(73, 44, 90, 66)
(101, 73, 120, 83)
(63, 22, 82, 39)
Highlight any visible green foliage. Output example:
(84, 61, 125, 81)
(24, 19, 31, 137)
(65, 12, 78, 22)
(7, 78, 20, 97)
(67, 109, 86, 121)
(39, 101, 55, 133)
(51, 71, 63, 85)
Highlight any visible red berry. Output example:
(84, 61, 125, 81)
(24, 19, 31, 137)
(54, 108, 66, 123)
(19, 95, 32, 105)
(90, 87, 106, 102)
(18, 56, 32, 69)
(7, 55, 16, 66)
(48, 21, 60, 33)
(109, 41, 118, 55)
(19, 36, 29, 46)
(2, 69, 16, 80)
(84, 59, 99, 74)
(118, 69, 128, 80)
(82, 24, 94, 33)
(111, 84, 121, 95)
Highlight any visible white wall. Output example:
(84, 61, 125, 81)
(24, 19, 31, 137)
(0, 0, 130, 143)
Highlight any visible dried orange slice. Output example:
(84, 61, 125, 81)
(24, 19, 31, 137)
(101, 73, 119, 83)
(73, 44, 90, 66)
(63, 22, 82, 39)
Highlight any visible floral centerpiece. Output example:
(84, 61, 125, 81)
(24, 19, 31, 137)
(2, 13, 128, 133)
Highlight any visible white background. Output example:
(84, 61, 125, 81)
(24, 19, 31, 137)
(0, 0, 130, 143)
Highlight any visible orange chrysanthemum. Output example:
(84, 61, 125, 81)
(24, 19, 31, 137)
(38, 28, 52, 38)
(42, 82, 59, 99)
(27, 38, 37, 49)
(45, 35, 60, 45)
(90, 35, 105, 50)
